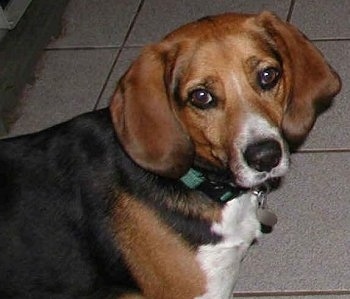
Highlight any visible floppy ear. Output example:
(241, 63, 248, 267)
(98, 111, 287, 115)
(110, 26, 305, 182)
(109, 45, 194, 178)
(256, 11, 341, 148)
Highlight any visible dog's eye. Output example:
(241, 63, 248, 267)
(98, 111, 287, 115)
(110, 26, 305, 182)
(258, 67, 281, 90)
(189, 89, 216, 109)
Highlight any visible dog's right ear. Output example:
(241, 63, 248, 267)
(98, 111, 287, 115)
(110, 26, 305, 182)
(110, 45, 194, 178)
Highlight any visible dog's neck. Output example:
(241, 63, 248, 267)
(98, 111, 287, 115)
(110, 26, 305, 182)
(180, 168, 248, 203)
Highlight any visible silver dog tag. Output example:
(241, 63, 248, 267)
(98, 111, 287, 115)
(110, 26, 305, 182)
(257, 207, 278, 227)
(254, 189, 278, 228)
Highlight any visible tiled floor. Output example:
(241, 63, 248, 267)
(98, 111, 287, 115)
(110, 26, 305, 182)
(4, 0, 350, 298)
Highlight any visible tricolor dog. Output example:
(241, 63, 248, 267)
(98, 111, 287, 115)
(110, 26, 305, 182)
(0, 11, 341, 299)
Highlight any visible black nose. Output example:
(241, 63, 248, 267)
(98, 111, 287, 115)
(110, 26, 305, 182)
(244, 139, 282, 172)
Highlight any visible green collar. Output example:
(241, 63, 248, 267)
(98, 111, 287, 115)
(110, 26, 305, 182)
(180, 168, 245, 203)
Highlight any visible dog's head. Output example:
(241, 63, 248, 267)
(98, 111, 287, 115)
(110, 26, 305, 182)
(110, 12, 341, 188)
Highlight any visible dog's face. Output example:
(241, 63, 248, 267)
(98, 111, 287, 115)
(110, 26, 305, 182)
(110, 12, 341, 188)
(165, 20, 290, 188)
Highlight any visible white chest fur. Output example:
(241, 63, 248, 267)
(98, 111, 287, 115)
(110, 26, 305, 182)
(195, 193, 261, 299)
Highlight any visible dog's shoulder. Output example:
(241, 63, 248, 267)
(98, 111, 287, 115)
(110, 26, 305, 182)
(1, 109, 121, 180)
(0, 108, 138, 296)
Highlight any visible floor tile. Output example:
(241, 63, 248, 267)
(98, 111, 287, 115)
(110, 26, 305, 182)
(7, 49, 117, 137)
(231, 0, 291, 18)
(235, 152, 350, 292)
(48, 0, 141, 48)
(126, 0, 291, 46)
(97, 47, 141, 109)
(300, 41, 350, 150)
(291, 0, 350, 40)
(235, 296, 350, 299)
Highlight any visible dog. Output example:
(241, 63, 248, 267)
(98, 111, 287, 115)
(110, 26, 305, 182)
(0, 11, 341, 299)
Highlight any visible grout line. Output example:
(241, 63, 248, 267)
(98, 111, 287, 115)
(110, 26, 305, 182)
(233, 289, 350, 297)
(113, 45, 144, 50)
(121, 43, 148, 48)
(297, 148, 350, 154)
(92, 0, 145, 110)
(92, 46, 122, 110)
(286, 0, 295, 22)
(44, 46, 121, 51)
(44, 45, 147, 52)
(311, 37, 350, 42)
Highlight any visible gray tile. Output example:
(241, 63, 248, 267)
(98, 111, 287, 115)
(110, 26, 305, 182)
(97, 47, 141, 109)
(300, 41, 350, 150)
(291, 0, 350, 40)
(7, 49, 117, 137)
(231, 0, 291, 18)
(48, 0, 141, 48)
(127, 0, 291, 46)
(235, 152, 350, 292)
(236, 296, 350, 299)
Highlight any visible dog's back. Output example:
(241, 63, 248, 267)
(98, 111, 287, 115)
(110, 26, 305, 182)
(0, 109, 136, 298)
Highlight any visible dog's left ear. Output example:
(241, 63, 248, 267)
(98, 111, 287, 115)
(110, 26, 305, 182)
(109, 45, 194, 178)
(256, 11, 341, 148)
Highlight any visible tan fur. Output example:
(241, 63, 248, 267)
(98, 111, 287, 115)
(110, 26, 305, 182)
(112, 194, 208, 299)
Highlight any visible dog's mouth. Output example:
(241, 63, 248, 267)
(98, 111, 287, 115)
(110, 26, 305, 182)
(188, 138, 289, 190)
(192, 135, 289, 190)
